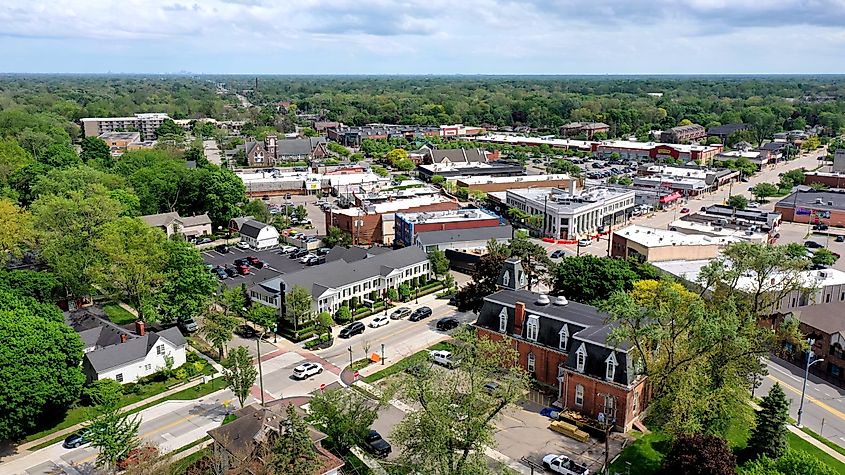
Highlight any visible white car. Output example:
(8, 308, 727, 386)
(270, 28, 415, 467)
(430, 350, 453, 368)
(369, 315, 390, 328)
(237, 241, 250, 249)
(299, 253, 317, 263)
(577, 239, 592, 247)
(747, 202, 760, 208)
(279, 245, 297, 254)
(292, 361, 323, 380)
(542, 454, 589, 475)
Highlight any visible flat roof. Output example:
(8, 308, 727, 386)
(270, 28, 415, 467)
(416, 225, 513, 246)
(598, 140, 720, 153)
(237, 171, 321, 183)
(656, 259, 845, 290)
(669, 219, 768, 242)
(776, 189, 845, 211)
(333, 195, 455, 216)
(396, 208, 499, 224)
(473, 134, 593, 149)
(508, 186, 635, 214)
(98, 131, 140, 140)
(456, 174, 573, 185)
(616, 225, 740, 248)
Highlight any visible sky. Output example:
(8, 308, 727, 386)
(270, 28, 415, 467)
(2, 0, 845, 74)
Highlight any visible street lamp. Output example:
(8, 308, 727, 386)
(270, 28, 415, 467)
(797, 338, 825, 428)
(348, 346, 353, 369)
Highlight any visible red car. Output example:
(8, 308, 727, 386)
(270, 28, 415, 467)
(237, 265, 250, 275)
(680, 207, 690, 214)
(246, 256, 264, 268)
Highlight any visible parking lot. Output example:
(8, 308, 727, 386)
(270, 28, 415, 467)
(201, 246, 318, 288)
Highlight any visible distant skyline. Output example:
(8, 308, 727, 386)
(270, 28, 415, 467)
(3, 0, 845, 74)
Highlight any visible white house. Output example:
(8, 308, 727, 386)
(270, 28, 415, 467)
(140, 212, 212, 238)
(65, 308, 187, 383)
(239, 219, 280, 250)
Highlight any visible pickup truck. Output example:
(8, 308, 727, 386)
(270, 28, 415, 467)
(542, 454, 589, 475)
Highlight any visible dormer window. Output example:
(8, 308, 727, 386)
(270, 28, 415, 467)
(526, 315, 539, 342)
(605, 351, 618, 381)
(576, 343, 587, 373)
(498, 307, 508, 333)
(559, 324, 569, 351)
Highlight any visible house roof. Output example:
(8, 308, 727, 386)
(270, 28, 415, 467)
(229, 216, 255, 231)
(239, 219, 272, 239)
(707, 123, 749, 136)
(140, 212, 181, 228)
(428, 148, 488, 164)
(792, 303, 845, 335)
(415, 225, 513, 247)
(180, 214, 211, 227)
(759, 141, 788, 151)
(277, 137, 326, 156)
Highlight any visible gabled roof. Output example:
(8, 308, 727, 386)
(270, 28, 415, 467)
(229, 216, 255, 231)
(239, 219, 272, 239)
(277, 137, 327, 156)
(429, 148, 488, 164)
(759, 141, 788, 151)
(180, 214, 211, 227)
(140, 212, 181, 228)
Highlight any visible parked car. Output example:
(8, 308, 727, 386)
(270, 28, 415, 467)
(338, 322, 365, 338)
(316, 247, 331, 256)
(430, 350, 454, 368)
(364, 430, 392, 457)
(747, 202, 760, 209)
(236, 325, 258, 339)
(234, 258, 248, 267)
(813, 224, 830, 231)
(805, 241, 824, 249)
(542, 454, 589, 475)
(279, 245, 297, 254)
(680, 207, 690, 214)
(236, 265, 250, 275)
(483, 381, 500, 394)
(409, 306, 432, 322)
(290, 249, 309, 259)
(215, 267, 228, 279)
(436, 317, 460, 331)
(224, 267, 237, 278)
(577, 239, 591, 247)
(178, 318, 198, 333)
(300, 253, 317, 264)
(63, 430, 89, 449)
(369, 315, 390, 328)
(197, 237, 212, 244)
(836, 235, 845, 243)
(550, 249, 565, 259)
(237, 241, 250, 249)
(216, 245, 230, 253)
(390, 307, 412, 320)
(306, 255, 326, 266)
(292, 361, 323, 380)
(246, 256, 262, 266)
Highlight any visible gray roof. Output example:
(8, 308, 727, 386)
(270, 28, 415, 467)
(776, 189, 845, 211)
(239, 219, 271, 238)
(759, 141, 788, 151)
(707, 123, 749, 136)
(141, 212, 180, 228)
(429, 149, 488, 164)
(180, 214, 211, 226)
(277, 137, 326, 156)
(791, 303, 845, 335)
(415, 225, 513, 247)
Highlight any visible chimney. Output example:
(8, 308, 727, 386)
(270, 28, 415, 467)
(513, 302, 526, 336)
(136, 321, 146, 337)
(120, 334, 127, 343)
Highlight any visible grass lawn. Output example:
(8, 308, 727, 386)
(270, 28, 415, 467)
(787, 432, 845, 475)
(363, 341, 452, 384)
(102, 303, 137, 325)
(802, 427, 845, 459)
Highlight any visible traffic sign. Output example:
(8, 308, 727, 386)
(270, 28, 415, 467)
(319, 383, 326, 392)
(353, 370, 360, 379)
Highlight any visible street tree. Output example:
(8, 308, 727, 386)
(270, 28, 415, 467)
(315, 311, 334, 337)
(86, 405, 142, 473)
(272, 403, 319, 475)
(727, 195, 748, 209)
(334, 305, 352, 324)
(308, 388, 381, 453)
(551, 255, 647, 305)
(395, 158, 415, 171)
(784, 242, 809, 260)
(392, 327, 530, 475)
(222, 346, 257, 408)
(218, 286, 248, 319)
(286, 285, 314, 334)
(509, 235, 551, 290)
(158, 239, 217, 324)
(201, 310, 239, 359)
(82, 379, 123, 408)
(748, 383, 790, 459)
(248, 303, 278, 337)
(661, 434, 737, 475)
(812, 248, 838, 267)
(428, 249, 450, 279)
(92, 217, 167, 322)
(751, 183, 779, 200)
(0, 199, 34, 266)
(292, 205, 308, 221)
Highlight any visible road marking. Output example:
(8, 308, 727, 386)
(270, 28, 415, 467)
(766, 374, 845, 422)
(768, 363, 802, 382)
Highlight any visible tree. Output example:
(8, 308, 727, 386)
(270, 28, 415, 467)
(399, 283, 411, 301)
(751, 183, 779, 200)
(80, 136, 111, 163)
(509, 236, 551, 291)
(727, 195, 749, 209)
(86, 405, 142, 473)
(308, 388, 380, 453)
(42, 143, 81, 168)
(92, 217, 167, 322)
(549, 159, 582, 177)
(158, 239, 217, 324)
(0, 199, 34, 266)
(456, 239, 510, 312)
(812, 248, 838, 267)
(392, 327, 530, 475)
(334, 305, 352, 324)
(248, 304, 278, 336)
(155, 119, 184, 138)
(323, 225, 352, 248)
(430, 175, 446, 186)
(739, 449, 835, 475)
(551, 256, 644, 305)
(0, 269, 62, 303)
(371, 165, 389, 177)
(428, 250, 450, 278)
(395, 158, 415, 171)
(0, 287, 84, 440)
(272, 403, 319, 475)
(616, 175, 633, 186)
(660, 434, 736, 475)
(292, 205, 308, 221)
(385, 148, 409, 165)
(82, 379, 123, 408)
(184, 146, 209, 168)
(222, 346, 257, 409)
(743, 108, 780, 146)
(387, 288, 399, 302)
(784, 242, 808, 260)
(748, 383, 790, 459)
(0, 138, 34, 192)
(779, 169, 805, 189)
(242, 199, 272, 224)
(201, 310, 239, 359)
(286, 285, 314, 332)
(315, 311, 334, 336)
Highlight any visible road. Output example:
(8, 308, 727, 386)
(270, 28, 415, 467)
(4, 294, 468, 475)
(760, 357, 845, 447)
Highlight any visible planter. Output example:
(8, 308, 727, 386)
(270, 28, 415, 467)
(305, 338, 334, 350)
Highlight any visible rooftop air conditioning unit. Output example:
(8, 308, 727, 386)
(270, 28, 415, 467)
(536, 295, 550, 305)
(552, 296, 569, 306)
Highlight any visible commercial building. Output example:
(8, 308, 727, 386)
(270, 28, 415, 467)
(474, 134, 593, 151)
(775, 303, 845, 389)
(326, 124, 440, 147)
(415, 225, 513, 253)
(421, 147, 497, 165)
(667, 219, 770, 244)
(96, 131, 151, 156)
(140, 212, 212, 238)
(249, 245, 430, 317)
(611, 225, 739, 262)
(803, 172, 845, 189)
(660, 124, 707, 143)
(834, 150, 845, 173)
(633, 164, 739, 195)
(505, 186, 636, 239)
(706, 124, 750, 142)
(239, 219, 280, 250)
(238, 170, 324, 198)
(394, 208, 503, 247)
(328, 195, 460, 245)
(559, 122, 610, 139)
(591, 141, 723, 165)
(417, 161, 526, 180)
(81, 113, 170, 141)
(328, 172, 391, 196)
(352, 185, 440, 207)
(438, 124, 485, 137)
(775, 189, 845, 227)
(456, 174, 579, 193)
(474, 258, 648, 432)
(714, 149, 768, 168)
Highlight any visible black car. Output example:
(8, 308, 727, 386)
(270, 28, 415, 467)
(436, 317, 460, 331)
(364, 430, 392, 457)
(236, 325, 258, 338)
(234, 258, 248, 267)
(550, 249, 565, 259)
(837, 235, 845, 243)
(409, 306, 432, 322)
(813, 224, 830, 231)
(290, 249, 309, 259)
(805, 241, 824, 249)
(224, 267, 237, 278)
(216, 245, 230, 254)
(63, 430, 89, 449)
(338, 322, 365, 338)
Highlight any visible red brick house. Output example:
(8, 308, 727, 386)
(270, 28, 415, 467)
(474, 258, 649, 432)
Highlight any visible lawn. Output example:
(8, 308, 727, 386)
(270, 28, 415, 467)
(362, 341, 452, 384)
(102, 303, 137, 325)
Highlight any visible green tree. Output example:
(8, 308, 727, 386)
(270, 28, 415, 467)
(395, 158, 415, 171)
(292, 205, 308, 221)
(748, 384, 790, 459)
(727, 195, 749, 209)
(0, 269, 62, 303)
(739, 449, 835, 475)
(0, 199, 34, 266)
(323, 225, 352, 247)
(509, 236, 552, 291)
(82, 379, 123, 408)
(751, 183, 779, 200)
(201, 310, 239, 359)
(779, 169, 805, 189)
(85, 405, 141, 473)
(430, 175, 446, 186)
(387, 288, 399, 302)
(222, 346, 257, 408)
(155, 119, 184, 138)
(551, 255, 643, 305)
(308, 388, 380, 453)
(399, 283, 411, 301)
(549, 159, 582, 177)
(0, 138, 34, 192)
(286, 285, 314, 332)
(661, 434, 736, 475)
(428, 250, 450, 278)
(315, 311, 334, 336)
(80, 136, 111, 163)
(371, 165, 389, 177)
(455, 239, 510, 312)
(812, 248, 838, 267)
(158, 239, 217, 324)
(248, 303, 278, 337)
(784, 242, 809, 260)
(242, 199, 272, 224)
(92, 217, 167, 322)
(42, 143, 81, 168)
(334, 305, 352, 324)
(272, 403, 319, 475)
(385, 148, 409, 165)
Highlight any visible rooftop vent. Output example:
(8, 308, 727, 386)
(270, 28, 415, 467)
(536, 294, 550, 306)
(553, 296, 569, 306)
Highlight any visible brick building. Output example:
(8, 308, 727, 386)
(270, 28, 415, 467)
(559, 122, 610, 139)
(474, 258, 649, 432)
(660, 124, 707, 143)
(456, 174, 579, 193)
(394, 208, 503, 247)
(776, 303, 845, 389)
(775, 189, 845, 228)
(610, 225, 739, 262)
(328, 195, 459, 245)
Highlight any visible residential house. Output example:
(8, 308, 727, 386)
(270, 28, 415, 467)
(140, 212, 212, 238)
(473, 258, 648, 432)
(65, 307, 186, 383)
(207, 403, 344, 475)
(239, 219, 280, 250)
(244, 135, 328, 166)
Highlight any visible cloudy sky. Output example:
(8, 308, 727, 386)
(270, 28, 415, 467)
(2, 0, 845, 74)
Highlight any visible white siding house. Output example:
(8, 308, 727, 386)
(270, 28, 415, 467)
(239, 219, 280, 250)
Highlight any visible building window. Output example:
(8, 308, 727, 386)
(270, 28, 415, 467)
(632, 392, 639, 415)
(603, 395, 616, 418)
(559, 324, 569, 351)
(498, 308, 508, 333)
(156, 344, 165, 355)
(832, 365, 842, 377)
(605, 352, 618, 381)
(115, 373, 123, 383)
(527, 353, 535, 373)
(576, 344, 587, 373)
(827, 294, 832, 303)
(526, 315, 539, 342)
(575, 384, 584, 406)
(145, 364, 151, 371)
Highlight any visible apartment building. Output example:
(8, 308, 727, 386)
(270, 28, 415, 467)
(81, 113, 170, 141)
(660, 124, 707, 143)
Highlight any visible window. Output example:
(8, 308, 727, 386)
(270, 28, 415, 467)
(827, 294, 832, 303)
(144, 364, 152, 371)
(527, 353, 535, 373)
(605, 352, 618, 381)
(156, 344, 165, 355)
(559, 324, 569, 351)
(632, 392, 639, 415)
(575, 343, 587, 373)
(498, 308, 508, 333)
(603, 395, 616, 417)
(574, 384, 584, 406)
(115, 373, 123, 383)
(832, 365, 842, 378)
(526, 315, 539, 342)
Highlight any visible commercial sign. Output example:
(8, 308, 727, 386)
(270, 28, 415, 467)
(796, 207, 831, 219)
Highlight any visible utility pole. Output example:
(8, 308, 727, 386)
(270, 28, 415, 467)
(256, 336, 265, 406)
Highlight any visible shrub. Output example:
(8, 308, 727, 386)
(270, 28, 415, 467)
(335, 306, 352, 323)
(350, 296, 359, 309)
(387, 288, 399, 301)
(82, 379, 123, 407)
(175, 368, 188, 380)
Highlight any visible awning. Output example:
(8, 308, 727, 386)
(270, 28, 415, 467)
(660, 191, 683, 203)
